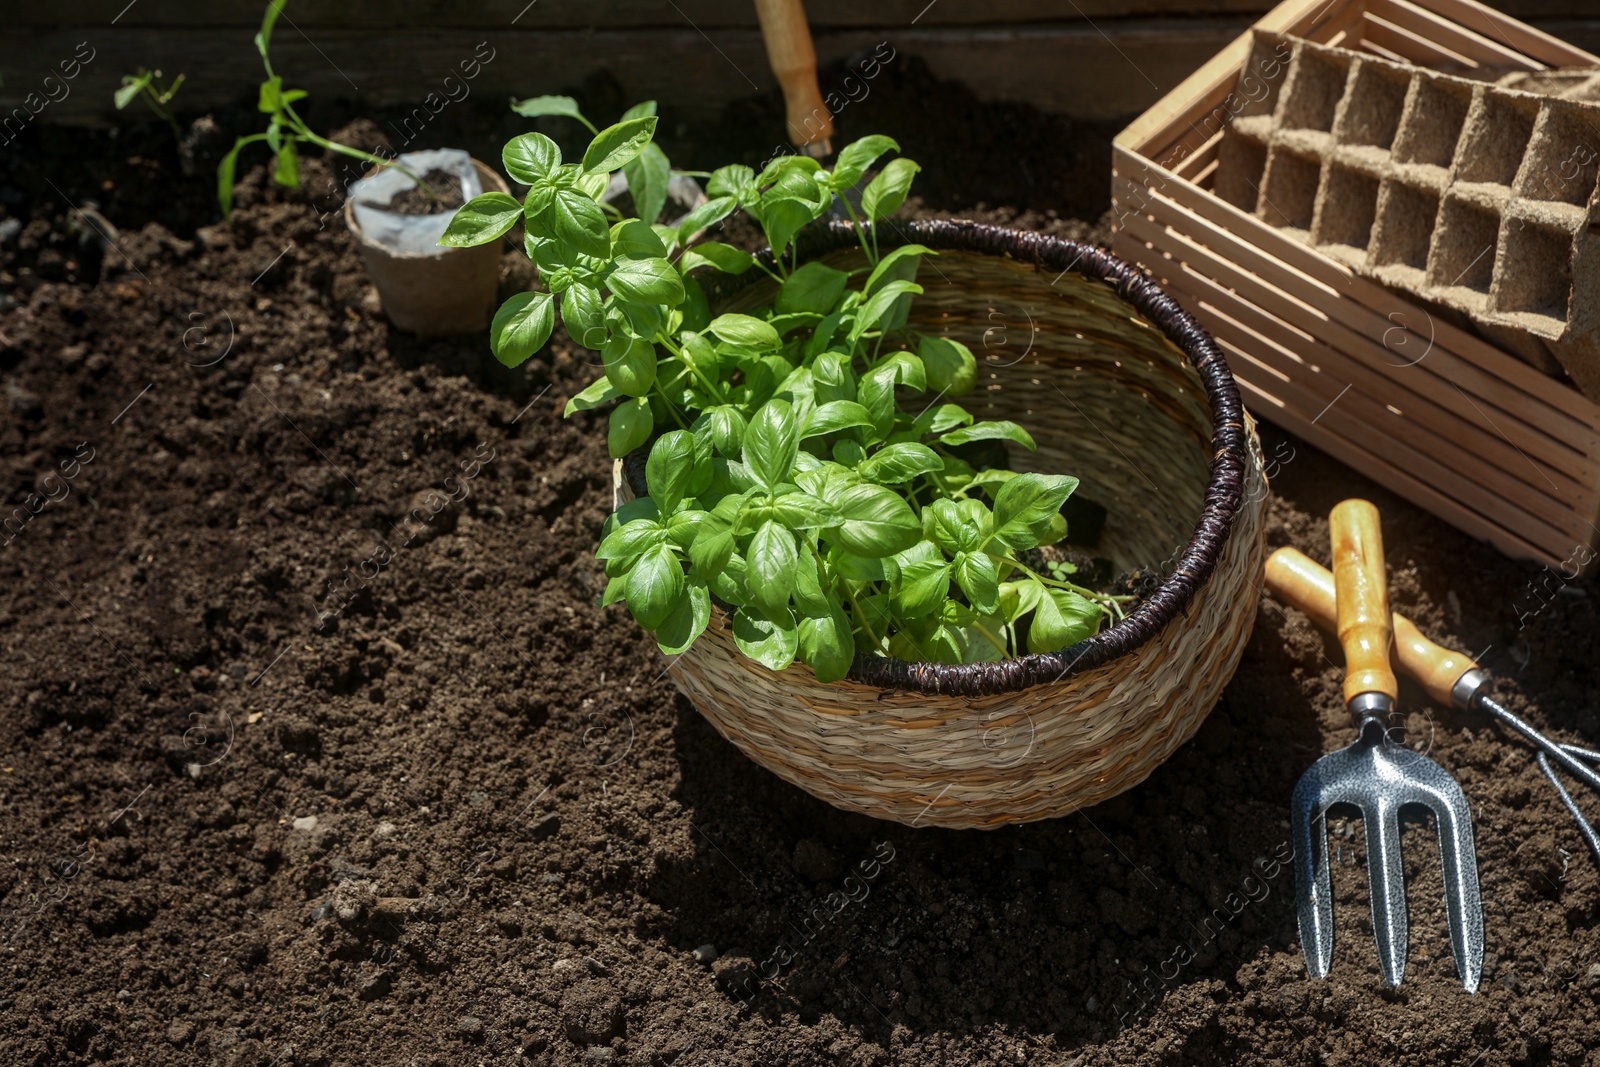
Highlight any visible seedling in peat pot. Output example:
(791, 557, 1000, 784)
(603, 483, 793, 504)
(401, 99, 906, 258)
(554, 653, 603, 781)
(217, 0, 430, 216)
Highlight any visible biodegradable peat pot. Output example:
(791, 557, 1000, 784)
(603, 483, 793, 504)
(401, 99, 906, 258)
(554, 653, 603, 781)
(344, 158, 508, 337)
(616, 220, 1268, 830)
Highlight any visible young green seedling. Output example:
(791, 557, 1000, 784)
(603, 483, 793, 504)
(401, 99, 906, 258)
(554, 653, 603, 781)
(218, 0, 430, 217)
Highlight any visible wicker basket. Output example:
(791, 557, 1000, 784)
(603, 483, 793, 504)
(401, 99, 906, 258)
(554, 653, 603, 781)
(615, 220, 1267, 829)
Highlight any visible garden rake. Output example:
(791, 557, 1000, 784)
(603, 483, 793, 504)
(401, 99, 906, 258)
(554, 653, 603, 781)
(1278, 500, 1484, 991)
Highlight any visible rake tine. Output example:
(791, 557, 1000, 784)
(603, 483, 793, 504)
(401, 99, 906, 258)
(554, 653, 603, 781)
(1426, 772, 1485, 993)
(1364, 797, 1409, 988)
(1291, 777, 1335, 979)
(1538, 749, 1600, 869)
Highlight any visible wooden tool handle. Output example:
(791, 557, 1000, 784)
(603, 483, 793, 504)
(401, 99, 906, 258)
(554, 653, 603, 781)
(1265, 547, 1480, 707)
(1330, 499, 1398, 704)
(753, 0, 834, 150)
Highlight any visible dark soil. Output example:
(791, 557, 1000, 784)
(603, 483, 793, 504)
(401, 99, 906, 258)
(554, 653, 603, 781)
(381, 169, 467, 217)
(3, 55, 1599, 1067)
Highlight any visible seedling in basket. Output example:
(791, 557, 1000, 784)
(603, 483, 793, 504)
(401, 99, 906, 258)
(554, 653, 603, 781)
(444, 116, 1133, 680)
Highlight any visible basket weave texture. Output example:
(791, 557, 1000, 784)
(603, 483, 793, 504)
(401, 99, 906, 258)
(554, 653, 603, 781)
(615, 220, 1267, 829)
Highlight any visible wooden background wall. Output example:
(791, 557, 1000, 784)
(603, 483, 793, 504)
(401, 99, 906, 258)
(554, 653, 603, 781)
(5, 1, 1600, 125)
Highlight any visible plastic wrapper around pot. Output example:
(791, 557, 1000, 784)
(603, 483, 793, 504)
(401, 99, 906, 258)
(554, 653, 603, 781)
(343, 156, 508, 337)
(612, 220, 1269, 830)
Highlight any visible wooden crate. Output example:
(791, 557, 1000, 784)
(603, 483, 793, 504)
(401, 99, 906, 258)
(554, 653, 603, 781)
(1112, 0, 1600, 571)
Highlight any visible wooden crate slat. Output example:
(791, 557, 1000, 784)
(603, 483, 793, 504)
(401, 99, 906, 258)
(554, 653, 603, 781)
(1359, 12, 1480, 67)
(1372, 0, 1542, 67)
(1415, 0, 1600, 65)
(1153, 261, 1598, 537)
(1115, 174, 1600, 477)
(1119, 214, 1597, 532)
(1226, 364, 1568, 567)
(1112, 146, 1600, 434)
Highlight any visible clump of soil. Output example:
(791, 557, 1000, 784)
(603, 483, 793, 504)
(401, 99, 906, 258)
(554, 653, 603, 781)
(380, 168, 467, 216)
(2, 57, 1599, 1067)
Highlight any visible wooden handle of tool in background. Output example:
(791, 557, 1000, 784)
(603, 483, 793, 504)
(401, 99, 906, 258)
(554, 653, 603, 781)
(1265, 547, 1481, 707)
(753, 0, 834, 151)
(1330, 499, 1398, 704)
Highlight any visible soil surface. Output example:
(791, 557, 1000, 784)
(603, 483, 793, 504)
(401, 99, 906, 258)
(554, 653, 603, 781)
(3, 54, 1599, 1067)
(380, 170, 468, 218)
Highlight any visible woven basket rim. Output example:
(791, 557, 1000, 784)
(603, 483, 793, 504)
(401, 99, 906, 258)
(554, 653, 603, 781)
(622, 218, 1247, 696)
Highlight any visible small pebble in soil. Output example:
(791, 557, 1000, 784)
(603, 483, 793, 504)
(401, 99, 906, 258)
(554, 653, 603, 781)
(692, 944, 718, 965)
(292, 815, 318, 832)
(457, 1016, 484, 1038)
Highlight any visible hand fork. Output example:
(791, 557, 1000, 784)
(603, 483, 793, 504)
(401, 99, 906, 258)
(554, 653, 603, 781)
(1280, 500, 1484, 991)
(1269, 547, 1600, 874)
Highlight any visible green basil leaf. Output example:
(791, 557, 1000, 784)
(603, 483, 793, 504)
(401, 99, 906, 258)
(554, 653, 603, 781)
(776, 261, 849, 316)
(601, 574, 629, 606)
(912, 403, 973, 436)
(675, 195, 738, 243)
(791, 544, 831, 616)
(607, 397, 653, 458)
(856, 365, 897, 444)
(864, 244, 932, 296)
(894, 559, 950, 619)
(707, 164, 756, 201)
(681, 273, 710, 332)
(876, 350, 926, 391)
(926, 499, 982, 555)
(596, 516, 666, 562)
(656, 578, 711, 655)
(705, 405, 745, 458)
(575, 170, 610, 200)
(564, 374, 621, 416)
(835, 554, 885, 582)
(490, 291, 555, 368)
(623, 543, 684, 631)
(689, 527, 735, 583)
(609, 218, 668, 259)
(611, 298, 663, 341)
(608, 255, 685, 307)
(858, 442, 944, 484)
(583, 116, 658, 175)
(274, 140, 300, 188)
(939, 420, 1037, 450)
(999, 579, 1043, 624)
(747, 520, 797, 619)
(1028, 587, 1101, 655)
(548, 189, 610, 259)
(770, 492, 843, 530)
(811, 351, 855, 405)
(955, 552, 1000, 615)
(710, 313, 781, 349)
(832, 483, 921, 558)
(992, 473, 1079, 550)
(114, 74, 150, 111)
(761, 198, 814, 260)
(860, 157, 921, 222)
(851, 279, 923, 341)
(646, 430, 696, 514)
(680, 241, 754, 275)
(560, 282, 608, 350)
(919, 335, 978, 396)
(622, 141, 671, 224)
(830, 134, 901, 191)
(602, 334, 657, 398)
(503, 132, 562, 184)
(798, 603, 855, 683)
(801, 400, 874, 440)
(509, 95, 591, 127)
(742, 399, 800, 490)
(733, 606, 798, 671)
(756, 154, 822, 187)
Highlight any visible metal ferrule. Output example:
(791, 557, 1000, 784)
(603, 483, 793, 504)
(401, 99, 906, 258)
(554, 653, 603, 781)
(1452, 668, 1491, 711)
(1348, 691, 1394, 730)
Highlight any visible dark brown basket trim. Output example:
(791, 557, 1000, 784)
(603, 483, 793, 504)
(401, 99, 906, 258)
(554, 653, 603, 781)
(624, 219, 1247, 697)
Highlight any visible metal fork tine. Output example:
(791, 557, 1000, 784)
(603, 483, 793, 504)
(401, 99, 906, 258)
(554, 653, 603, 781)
(1539, 749, 1600, 869)
(1363, 797, 1409, 988)
(1424, 773, 1485, 993)
(1291, 775, 1335, 979)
